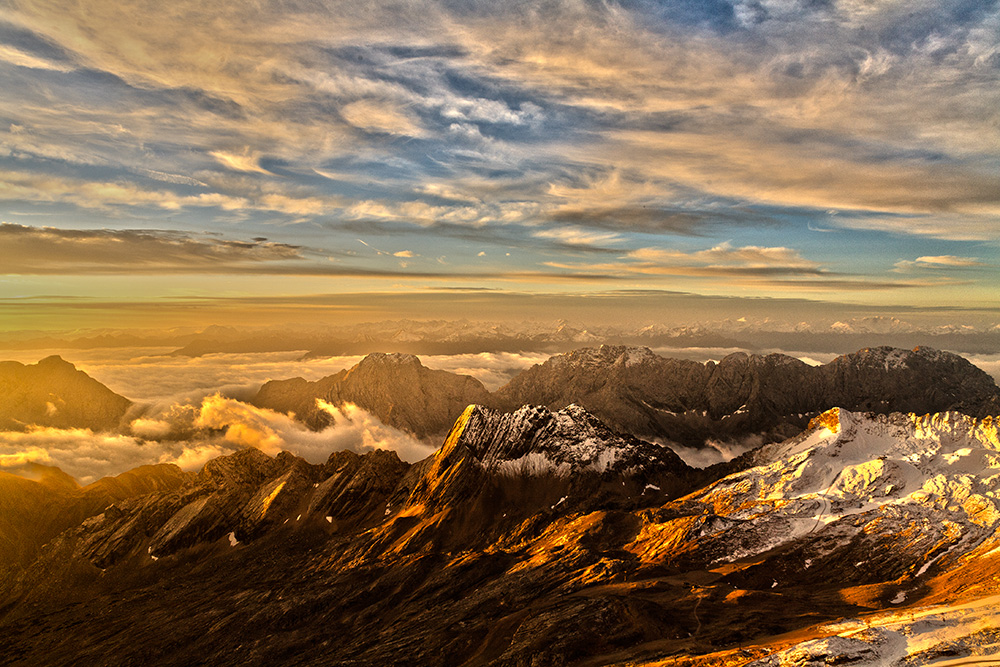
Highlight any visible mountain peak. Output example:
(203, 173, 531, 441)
(359, 352, 422, 366)
(36, 355, 75, 369)
(0, 355, 131, 432)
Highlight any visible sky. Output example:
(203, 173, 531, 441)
(1, 0, 998, 332)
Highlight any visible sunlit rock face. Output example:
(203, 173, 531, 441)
(0, 356, 131, 431)
(4, 404, 1000, 667)
(634, 408, 1000, 572)
(252, 352, 490, 437)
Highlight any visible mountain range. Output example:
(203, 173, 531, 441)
(252, 345, 1000, 446)
(3, 403, 1000, 665)
(5, 318, 1000, 357)
(3, 345, 1000, 665)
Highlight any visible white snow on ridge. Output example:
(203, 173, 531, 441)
(693, 408, 1000, 563)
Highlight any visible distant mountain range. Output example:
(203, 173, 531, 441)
(252, 345, 1000, 445)
(2, 345, 996, 452)
(3, 404, 1000, 665)
(3, 317, 1000, 357)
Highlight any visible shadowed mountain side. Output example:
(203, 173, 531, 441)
(252, 352, 489, 438)
(0, 356, 132, 432)
(0, 463, 191, 585)
(490, 345, 1000, 446)
(4, 408, 1000, 666)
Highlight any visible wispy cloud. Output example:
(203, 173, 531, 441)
(0, 0, 996, 311)
(893, 255, 987, 272)
(209, 149, 271, 175)
(0, 44, 73, 72)
(0, 223, 304, 274)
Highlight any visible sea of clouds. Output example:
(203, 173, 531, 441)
(1, 347, 998, 484)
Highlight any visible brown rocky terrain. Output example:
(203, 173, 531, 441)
(4, 405, 1000, 666)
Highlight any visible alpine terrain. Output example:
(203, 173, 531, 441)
(1, 346, 999, 665)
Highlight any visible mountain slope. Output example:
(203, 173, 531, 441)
(0, 356, 132, 431)
(4, 406, 1000, 666)
(252, 352, 490, 438)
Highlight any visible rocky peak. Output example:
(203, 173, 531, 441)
(0, 355, 132, 432)
(252, 352, 489, 438)
(34, 355, 76, 370)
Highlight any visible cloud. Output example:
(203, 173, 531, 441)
(893, 255, 986, 272)
(664, 436, 762, 469)
(209, 149, 271, 174)
(915, 255, 986, 267)
(341, 99, 423, 136)
(0, 426, 196, 485)
(631, 242, 820, 270)
(193, 395, 434, 463)
(130, 417, 173, 439)
(419, 351, 551, 391)
(0, 44, 73, 72)
(0, 391, 437, 484)
(0, 169, 337, 217)
(0, 223, 304, 274)
(532, 226, 623, 248)
(545, 241, 826, 281)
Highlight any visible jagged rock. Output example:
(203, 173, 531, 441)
(81, 464, 194, 508)
(237, 458, 320, 539)
(0, 356, 131, 431)
(199, 447, 283, 488)
(400, 404, 694, 549)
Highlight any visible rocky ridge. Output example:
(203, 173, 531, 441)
(250, 345, 1000, 449)
(490, 344, 1000, 446)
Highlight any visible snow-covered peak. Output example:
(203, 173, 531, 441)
(441, 403, 682, 477)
